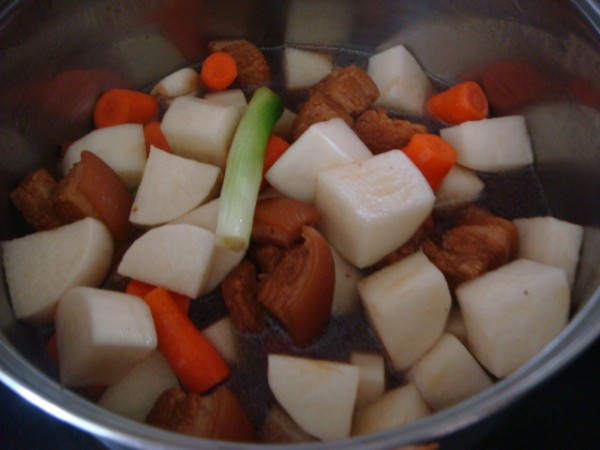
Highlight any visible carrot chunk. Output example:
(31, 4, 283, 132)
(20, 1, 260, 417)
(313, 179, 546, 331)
(143, 121, 173, 156)
(93, 88, 158, 128)
(199, 52, 238, 91)
(260, 134, 290, 190)
(427, 81, 489, 124)
(143, 287, 230, 393)
(402, 133, 458, 191)
(126, 279, 190, 315)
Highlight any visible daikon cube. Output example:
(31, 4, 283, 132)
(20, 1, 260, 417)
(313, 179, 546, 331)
(284, 47, 333, 89)
(330, 245, 363, 316)
(62, 124, 147, 190)
(408, 334, 493, 411)
(434, 165, 484, 210)
(266, 118, 372, 204)
(368, 44, 431, 115)
(440, 115, 533, 172)
(56, 287, 157, 387)
(349, 352, 385, 407)
(514, 216, 583, 288)
(315, 150, 434, 268)
(358, 251, 451, 371)
(161, 96, 242, 168)
(456, 259, 570, 377)
(204, 89, 248, 114)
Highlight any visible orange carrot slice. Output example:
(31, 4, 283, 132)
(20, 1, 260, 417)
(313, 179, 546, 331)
(93, 88, 158, 128)
(403, 133, 458, 191)
(200, 52, 238, 91)
(427, 81, 489, 124)
(260, 134, 291, 190)
(126, 279, 190, 315)
(143, 121, 173, 156)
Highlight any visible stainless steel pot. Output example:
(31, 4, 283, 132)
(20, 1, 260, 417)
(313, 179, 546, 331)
(1, 1, 599, 448)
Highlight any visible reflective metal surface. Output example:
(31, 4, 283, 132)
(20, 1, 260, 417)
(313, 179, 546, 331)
(0, 1, 599, 448)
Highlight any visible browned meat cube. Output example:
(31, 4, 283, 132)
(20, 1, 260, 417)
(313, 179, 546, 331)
(53, 151, 134, 241)
(147, 386, 257, 442)
(207, 39, 271, 88)
(353, 109, 427, 154)
(291, 90, 353, 140)
(220, 260, 265, 333)
(9, 168, 63, 230)
(310, 64, 379, 116)
(259, 403, 317, 443)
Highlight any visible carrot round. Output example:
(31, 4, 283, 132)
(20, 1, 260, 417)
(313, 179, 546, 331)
(260, 134, 290, 190)
(143, 121, 173, 156)
(143, 287, 230, 393)
(403, 133, 458, 191)
(426, 81, 488, 124)
(200, 52, 238, 91)
(93, 88, 158, 128)
(126, 279, 190, 315)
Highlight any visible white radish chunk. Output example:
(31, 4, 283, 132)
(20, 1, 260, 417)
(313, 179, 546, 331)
(514, 216, 583, 288)
(201, 316, 239, 365)
(358, 251, 451, 371)
(349, 352, 385, 408)
(368, 44, 431, 115)
(284, 47, 333, 90)
(56, 287, 157, 387)
(434, 165, 485, 210)
(440, 115, 534, 172)
(62, 124, 147, 189)
(117, 224, 215, 298)
(161, 96, 242, 168)
(272, 107, 297, 140)
(330, 245, 363, 316)
(204, 89, 248, 114)
(268, 354, 360, 440)
(353, 383, 431, 436)
(407, 334, 493, 411)
(130, 147, 221, 227)
(456, 259, 570, 378)
(169, 197, 220, 230)
(98, 351, 179, 421)
(315, 150, 435, 268)
(1, 218, 113, 326)
(266, 118, 372, 204)
(151, 67, 198, 99)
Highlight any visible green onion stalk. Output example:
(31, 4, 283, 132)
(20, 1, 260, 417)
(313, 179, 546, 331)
(215, 87, 283, 251)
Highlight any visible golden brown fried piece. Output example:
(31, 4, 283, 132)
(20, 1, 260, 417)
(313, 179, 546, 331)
(310, 65, 379, 116)
(220, 260, 265, 333)
(207, 39, 271, 89)
(291, 90, 353, 140)
(147, 386, 257, 442)
(9, 168, 63, 230)
(353, 109, 428, 154)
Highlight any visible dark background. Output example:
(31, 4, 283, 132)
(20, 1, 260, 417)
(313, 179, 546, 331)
(1, 338, 599, 449)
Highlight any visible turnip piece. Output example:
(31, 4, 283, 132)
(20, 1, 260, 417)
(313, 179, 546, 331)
(284, 47, 333, 90)
(272, 108, 297, 140)
(352, 383, 431, 436)
(117, 224, 216, 298)
(150, 67, 198, 99)
(368, 44, 431, 115)
(315, 150, 435, 268)
(330, 245, 363, 316)
(1, 218, 113, 326)
(358, 251, 451, 371)
(98, 351, 179, 421)
(514, 216, 583, 288)
(204, 89, 248, 114)
(266, 118, 372, 204)
(349, 352, 385, 408)
(130, 147, 221, 227)
(201, 316, 239, 365)
(408, 334, 493, 411)
(434, 165, 484, 210)
(56, 287, 157, 387)
(440, 115, 534, 172)
(161, 96, 242, 168)
(169, 197, 220, 230)
(268, 354, 360, 440)
(62, 124, 147, 190)
(444, 305, 468, 346)
(456, 259, 570, 378)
